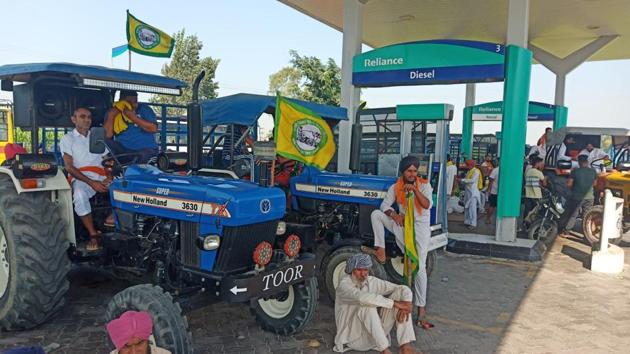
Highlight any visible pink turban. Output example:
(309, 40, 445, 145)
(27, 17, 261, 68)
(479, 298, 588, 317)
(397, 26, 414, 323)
(465, 159, 476, 169)
(106, 311, 153, 350)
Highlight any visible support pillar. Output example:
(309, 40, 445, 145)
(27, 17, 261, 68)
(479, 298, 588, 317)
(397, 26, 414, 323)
(461, 107, 473, 160)
(530, 35, 618, 112)
(496, 0, 530, 242)
(461, 83, 476, 160)
(337, 0, 363, 173)
(553, 105, 568, 130)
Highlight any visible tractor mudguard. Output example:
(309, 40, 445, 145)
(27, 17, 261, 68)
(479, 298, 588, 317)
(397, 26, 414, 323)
(0, 166, 76, 244)
(220, 253, 317, 302)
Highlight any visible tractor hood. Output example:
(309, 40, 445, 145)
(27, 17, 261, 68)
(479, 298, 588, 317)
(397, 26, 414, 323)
(110, 165, 285, 226)
(290, 166, 397, 206)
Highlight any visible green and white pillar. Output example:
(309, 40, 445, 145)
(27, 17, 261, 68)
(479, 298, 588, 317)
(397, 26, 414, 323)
(496, 0, 531, 243)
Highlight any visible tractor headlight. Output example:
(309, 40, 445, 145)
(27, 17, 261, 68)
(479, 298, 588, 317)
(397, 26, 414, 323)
(276, 221, 287, 235)
(611, 189, 624, 199)
(202, 235, 221, 251)
(555, 202, 565, 214)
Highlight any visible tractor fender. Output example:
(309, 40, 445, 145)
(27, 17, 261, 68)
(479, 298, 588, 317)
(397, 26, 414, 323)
(0, 166, 75, 244)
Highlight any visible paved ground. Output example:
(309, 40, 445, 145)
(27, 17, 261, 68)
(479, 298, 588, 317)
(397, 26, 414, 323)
(1, 233, 629, 354)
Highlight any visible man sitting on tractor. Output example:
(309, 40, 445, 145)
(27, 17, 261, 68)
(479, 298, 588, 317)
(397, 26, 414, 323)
(60, 107, 112, 251)
(365, 155, 435, 329)
(579, 143, 609, 173)
(104, 90, 159, 164)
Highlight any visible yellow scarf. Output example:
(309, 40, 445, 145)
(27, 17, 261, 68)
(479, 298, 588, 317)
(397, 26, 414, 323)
(112, 100, 134, 135)
(466, 167, 483, 190)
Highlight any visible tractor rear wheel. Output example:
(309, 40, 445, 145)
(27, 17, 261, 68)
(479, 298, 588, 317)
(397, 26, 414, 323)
(384, 250, 437, 285)
(583, 205, 622, 246)
(0, 175, 70, 330)
(321, 246, 387, 302)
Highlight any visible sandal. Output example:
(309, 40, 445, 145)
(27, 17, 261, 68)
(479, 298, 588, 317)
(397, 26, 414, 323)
(360, 245, 386, 264)
(104, 214, 115, 228)
(416, 319, 435, 330)
(85, 239, 102, 252)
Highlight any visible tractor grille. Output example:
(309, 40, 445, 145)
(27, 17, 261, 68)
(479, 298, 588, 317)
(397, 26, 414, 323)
(180, 221, 200, 268)
(214, 220, 278, 274)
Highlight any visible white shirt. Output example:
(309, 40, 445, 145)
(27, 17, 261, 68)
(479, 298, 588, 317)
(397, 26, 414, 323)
(489, 167, 499, 195)
(446, 163, 457, 196)
(59, 129, 107, 180)
(461, 168, 481, 199)
(379, 180, 433, 224)
(557, 143, 571, 161)
(579, 148, 608, 166)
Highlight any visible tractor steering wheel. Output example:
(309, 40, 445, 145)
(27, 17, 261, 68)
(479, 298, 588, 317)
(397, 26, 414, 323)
(102, 152, 150, 176)
(590, 156, 612, 171)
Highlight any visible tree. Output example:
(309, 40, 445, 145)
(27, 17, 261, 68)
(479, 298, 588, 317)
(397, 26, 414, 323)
(268, 50, 341, 106)
(151, 29, 220, 110)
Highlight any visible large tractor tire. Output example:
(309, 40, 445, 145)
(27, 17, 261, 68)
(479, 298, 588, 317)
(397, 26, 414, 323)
(321, 246, 387, 302)
(384, 250, 437, 285)
(251, 277, 318, 335)
(0, 175, 70, 330)
(105, 284, 193, 354)
(582, 205, 622, 246)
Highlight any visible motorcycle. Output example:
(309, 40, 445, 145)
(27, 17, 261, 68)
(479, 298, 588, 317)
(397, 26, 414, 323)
(524, 187, 566, 241)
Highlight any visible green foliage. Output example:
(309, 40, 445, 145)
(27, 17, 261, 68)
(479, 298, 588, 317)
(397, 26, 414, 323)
(151, 29, 220, 111)
(268, 50, 341, 106)
(14, 127, 65, 152)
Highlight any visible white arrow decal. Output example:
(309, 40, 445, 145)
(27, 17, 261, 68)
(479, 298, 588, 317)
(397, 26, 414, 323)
(230, 285, 247, 295)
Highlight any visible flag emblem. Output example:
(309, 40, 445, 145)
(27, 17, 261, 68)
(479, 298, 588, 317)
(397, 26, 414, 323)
(293, 119, 328, 156)
(135, 26, 160, 49)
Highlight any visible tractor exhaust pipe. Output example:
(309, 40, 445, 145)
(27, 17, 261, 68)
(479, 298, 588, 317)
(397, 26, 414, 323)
(349, 101, 367, 174)
(188, 71, 206, 174)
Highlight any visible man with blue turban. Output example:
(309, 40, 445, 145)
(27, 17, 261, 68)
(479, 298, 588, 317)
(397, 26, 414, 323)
(333, 253, 417, 354)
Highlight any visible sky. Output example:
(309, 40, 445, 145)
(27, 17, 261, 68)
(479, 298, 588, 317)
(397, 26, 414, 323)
(1, 0, 629, 144)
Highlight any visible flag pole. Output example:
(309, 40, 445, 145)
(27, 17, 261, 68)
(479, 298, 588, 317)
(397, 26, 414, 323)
(128, 50, 131, 71)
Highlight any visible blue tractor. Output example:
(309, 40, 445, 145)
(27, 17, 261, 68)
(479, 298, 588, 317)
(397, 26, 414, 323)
(198, 97, 451, 301)
(0, 64, 318, 352)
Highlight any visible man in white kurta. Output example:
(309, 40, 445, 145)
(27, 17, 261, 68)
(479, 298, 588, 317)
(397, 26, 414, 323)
(461, 160, 482, 230)
(579, 143, 609, 173)
(445, 154, 457, 197)
(334, 254, 416, 354)
(368, 155, 433, 325)
(60, 107, 109, 250)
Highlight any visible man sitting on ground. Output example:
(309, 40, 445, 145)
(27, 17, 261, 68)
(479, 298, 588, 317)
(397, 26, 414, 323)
(333, 253, 416, 354)
(60, 107, 111, 251)
(104, 90, 159, 163)
(107, 311, 171, 354)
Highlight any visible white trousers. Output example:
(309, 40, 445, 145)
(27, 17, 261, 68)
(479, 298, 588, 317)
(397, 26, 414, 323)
(345, 287, 416, 352)
(371, 209, 429, 307)
(464, 189, 480, 228)
(71, 178, 103, 216)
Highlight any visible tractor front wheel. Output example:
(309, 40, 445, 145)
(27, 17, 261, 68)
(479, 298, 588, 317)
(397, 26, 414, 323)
(251, 277, 318, 335)
(105, 284, 194, 353)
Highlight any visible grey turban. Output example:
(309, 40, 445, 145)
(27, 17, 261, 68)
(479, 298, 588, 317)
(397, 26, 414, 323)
(399, 155, 420, 174)
(345, 253, 373, 274)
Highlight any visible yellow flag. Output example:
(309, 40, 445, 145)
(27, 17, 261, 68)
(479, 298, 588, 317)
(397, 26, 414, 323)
(403, 193, 419, 285)
(274, 95, 336, 170)
(126, 11, 174, 58)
